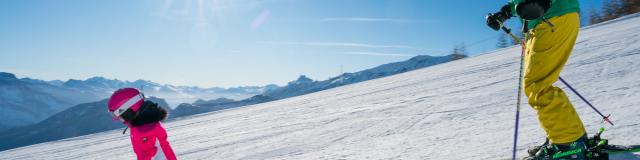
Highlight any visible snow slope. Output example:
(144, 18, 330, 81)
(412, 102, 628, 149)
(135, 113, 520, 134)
(2, 14, 640, 159)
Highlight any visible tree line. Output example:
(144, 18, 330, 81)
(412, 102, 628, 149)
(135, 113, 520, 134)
(590, 0, 640, 24)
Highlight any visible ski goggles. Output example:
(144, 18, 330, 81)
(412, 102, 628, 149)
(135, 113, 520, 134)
(111, 113, 123, 122)
(109, 93, 143, 121)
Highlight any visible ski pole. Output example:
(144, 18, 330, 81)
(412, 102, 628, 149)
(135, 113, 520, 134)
(511, 34, 525, 160)
(558, 77, 614, 126)
(497, 19, 527, 160)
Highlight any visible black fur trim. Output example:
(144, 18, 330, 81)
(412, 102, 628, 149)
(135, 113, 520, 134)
(128, 101, 168, 126)
(120, 108, 136, 122)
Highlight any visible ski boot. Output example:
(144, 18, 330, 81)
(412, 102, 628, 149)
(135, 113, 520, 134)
(524, 139, 550, 160)
(523, 135, 589, 160)
(584, 128, 610, 160)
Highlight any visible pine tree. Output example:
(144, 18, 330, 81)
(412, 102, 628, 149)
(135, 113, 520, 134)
(620, 0, 640, 15)
(451, 43, 468, 61)
(587, 0, 640, 25)
(602, 0, 622, 21)
(631, 0, 640, 13)
(615, 0, 627, 17)
(497, 33, 509, 48)
(589, 6, 602, 25)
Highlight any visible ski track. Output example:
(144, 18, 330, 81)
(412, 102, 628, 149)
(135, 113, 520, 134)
(2, 14, 640, 160)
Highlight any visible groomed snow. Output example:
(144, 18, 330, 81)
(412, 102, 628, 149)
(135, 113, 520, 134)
(2, 14, 640, 159)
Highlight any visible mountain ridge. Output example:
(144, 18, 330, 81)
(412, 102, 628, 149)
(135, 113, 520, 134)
(263, 54, 460, 99)
(0, 72, 276, 131)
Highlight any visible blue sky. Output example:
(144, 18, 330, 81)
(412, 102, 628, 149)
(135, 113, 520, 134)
(0, 0, 603, 88)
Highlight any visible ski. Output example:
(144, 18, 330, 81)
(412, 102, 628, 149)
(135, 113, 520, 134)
(522, 128, 640, 160)
(604, 144, 640, 154)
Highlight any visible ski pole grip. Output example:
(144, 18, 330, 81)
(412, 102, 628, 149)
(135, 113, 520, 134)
(595, 127, 605, 138)
(598, 127, 604, 135)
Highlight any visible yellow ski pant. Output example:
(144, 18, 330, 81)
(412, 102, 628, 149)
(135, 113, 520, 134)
(524, 12, 586, 144)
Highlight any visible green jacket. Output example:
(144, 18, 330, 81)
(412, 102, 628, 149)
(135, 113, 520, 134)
(509, 0, 580, 29)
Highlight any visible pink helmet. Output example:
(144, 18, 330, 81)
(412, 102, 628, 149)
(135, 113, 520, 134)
(108, 88, 144, 117)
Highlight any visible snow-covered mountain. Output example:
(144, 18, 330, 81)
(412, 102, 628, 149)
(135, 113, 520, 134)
(2, 13, 640, 160)
(0, 74, 276, 131)
(171, 95, 277, 118)
(192, 97, 236, 106)
(0, 72, 98, 130)
(0, 97, 170, 151)
(58, 76, 278, 107)
(264, 54, 462, 99)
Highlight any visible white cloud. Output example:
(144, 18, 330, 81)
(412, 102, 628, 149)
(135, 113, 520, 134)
(262, 41, 416, 49)
(337, 51, 416, 57)
(319, 17, 430, 23)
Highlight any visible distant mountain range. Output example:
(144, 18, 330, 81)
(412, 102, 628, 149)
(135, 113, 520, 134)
(0, 97, 170, 151)
(172, 95, 277, 118)
(0, 73, 96, 130)
(263, 54, 462, 99)
(0, 72, 277, 131)
(57, 76, 279, 107)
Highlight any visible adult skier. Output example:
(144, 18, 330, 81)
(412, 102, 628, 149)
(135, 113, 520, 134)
(108, 88, 177, 160)
(486, 0, 587, 159)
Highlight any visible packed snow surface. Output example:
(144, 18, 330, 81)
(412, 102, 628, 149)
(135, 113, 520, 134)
(2, 14, 640, 159)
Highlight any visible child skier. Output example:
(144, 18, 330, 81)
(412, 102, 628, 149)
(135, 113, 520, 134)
(108, 88, 177, 160)
(486, 0, 588, 159)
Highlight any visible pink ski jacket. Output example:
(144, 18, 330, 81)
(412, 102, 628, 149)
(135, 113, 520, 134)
(129, 122, 177, 160)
